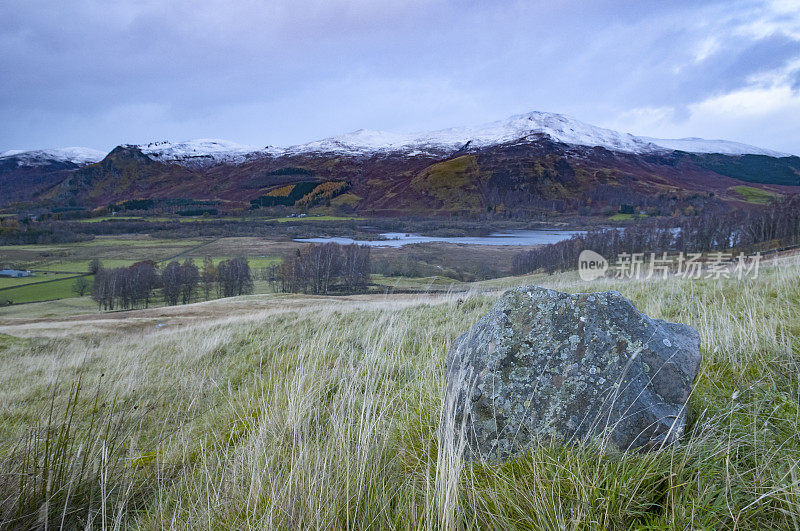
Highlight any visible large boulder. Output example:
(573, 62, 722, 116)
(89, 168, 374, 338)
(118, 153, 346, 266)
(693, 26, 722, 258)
(442, 286, 701, 461)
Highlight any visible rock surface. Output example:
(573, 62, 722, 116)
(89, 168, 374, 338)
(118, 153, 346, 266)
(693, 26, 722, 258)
(442, 286, 701, 460)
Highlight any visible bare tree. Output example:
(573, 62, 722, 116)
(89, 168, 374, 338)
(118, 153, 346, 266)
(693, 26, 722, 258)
(89, 261, 159, 310)
(161, 261, 182, 306)
(91, 270, 110, 310)
(201, 256, 216, 300)
(512, 194, 800, 275)
(278, 243, 371, 294)
(129, 260, 158, 308)
(341, 244, 371, 292)
(216, 257, 253, 297)
(179, 260, 200, 304)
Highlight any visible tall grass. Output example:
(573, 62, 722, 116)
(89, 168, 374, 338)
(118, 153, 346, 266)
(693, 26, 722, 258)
(0, 376, 155, 528)
(0, 257, 799, 528)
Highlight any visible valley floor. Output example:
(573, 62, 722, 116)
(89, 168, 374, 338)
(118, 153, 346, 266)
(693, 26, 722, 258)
(1, 254, 800, 528)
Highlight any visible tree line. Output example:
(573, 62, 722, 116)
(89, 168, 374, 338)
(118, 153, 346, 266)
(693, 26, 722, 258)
(513, 194, 800, 274)
(90, 257, 253, 310)
(274, 242, 370, 294)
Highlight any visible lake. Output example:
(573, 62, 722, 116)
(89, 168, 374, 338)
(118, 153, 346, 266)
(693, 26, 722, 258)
(294, 229, 584, 248)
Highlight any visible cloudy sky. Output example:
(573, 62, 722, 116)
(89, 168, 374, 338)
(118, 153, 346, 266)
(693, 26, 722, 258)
(2, 0, 799, 154)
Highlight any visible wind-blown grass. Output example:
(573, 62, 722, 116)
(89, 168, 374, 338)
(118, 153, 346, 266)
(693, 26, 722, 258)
(0, 255, 799, 528)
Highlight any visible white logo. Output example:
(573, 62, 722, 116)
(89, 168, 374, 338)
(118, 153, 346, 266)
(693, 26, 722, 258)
(578, 250, 608, 281)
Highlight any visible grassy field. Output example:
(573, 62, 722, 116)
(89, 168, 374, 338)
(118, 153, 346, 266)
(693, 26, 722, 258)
(0, 236, 210, 272)
(609, 212, 636, 221)
(0, 272, 77, 289)
(0, 253, 799, 528)
(76, 216, 150, 222)
(0, 277, 282, 309)
(74, 214, 364, 223)
(0, 276, 87, 303)
(0, 236, 286, 304)
(731, 185, 781, 204)
(272, 215, 363, 222)
(0, 296, 98, 319)
(1, 232, 519, 306)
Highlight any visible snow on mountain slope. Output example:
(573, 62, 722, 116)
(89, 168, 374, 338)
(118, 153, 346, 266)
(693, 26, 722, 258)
(136, 139, 264, 166)
(639, 137, 790, 157)
(282, 112, 660, 156)
(282, 130, 417, 155)
(0, 147, 106, 167)
(281, 112, 794, 158)
(13, 112, 783, 169)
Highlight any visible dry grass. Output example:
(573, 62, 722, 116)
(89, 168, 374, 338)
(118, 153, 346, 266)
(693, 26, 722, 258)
(0, 255, 799, 528)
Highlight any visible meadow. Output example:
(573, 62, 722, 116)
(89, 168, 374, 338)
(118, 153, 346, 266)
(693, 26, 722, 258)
(0, 272, 77, 289)
(0, 233, 519, 308)
(0, 235, 285, 306)
(74, 215, 363, 223)
(0, 276, 85, 304)
(0, 251, 798, 528)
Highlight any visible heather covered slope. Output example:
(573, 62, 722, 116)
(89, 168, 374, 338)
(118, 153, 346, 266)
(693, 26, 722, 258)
(0, 159, 79, 205)
(3, 111, 799, 214)
(1, 256, 800, 528)
(0, 148, 105, 206)
(25, 138, 800, 216)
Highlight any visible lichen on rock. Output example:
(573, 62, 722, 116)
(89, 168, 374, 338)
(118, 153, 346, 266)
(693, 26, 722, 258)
(442, 286, 701, 461)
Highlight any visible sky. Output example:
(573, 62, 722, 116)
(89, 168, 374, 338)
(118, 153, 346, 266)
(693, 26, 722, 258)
(1, 0, 799, 155)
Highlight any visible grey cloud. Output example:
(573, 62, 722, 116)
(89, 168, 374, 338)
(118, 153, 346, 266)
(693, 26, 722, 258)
(1, 0, 799, 153)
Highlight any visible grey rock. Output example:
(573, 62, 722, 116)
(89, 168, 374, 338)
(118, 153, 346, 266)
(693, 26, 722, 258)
(442, 286, 701, 461)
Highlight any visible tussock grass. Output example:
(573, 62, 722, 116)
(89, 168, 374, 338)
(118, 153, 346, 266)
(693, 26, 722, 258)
(0, 257, 799, 528)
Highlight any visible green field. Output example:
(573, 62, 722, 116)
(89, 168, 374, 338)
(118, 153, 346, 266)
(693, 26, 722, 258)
(76, 237, 207, 248)
(0, 272, 77, 289)
(0, 259, 281, 305)
(271, 215, 363, 222)
(609, 212, 636, 221)
(243, 256, 281, 268)
(32, 259, 139, 272)
(0, 296, 98, 319)
(77, 216, 149, 222)
(0, 236, 211, 272)
(731, 185, 781, 204)
(0, 275, 89, 304)
(0, 235, 284, 305)
(74, 214, 364, 224)
(77, 216, 217, 223)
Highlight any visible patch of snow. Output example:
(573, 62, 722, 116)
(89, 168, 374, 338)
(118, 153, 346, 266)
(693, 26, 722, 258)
(136, 139, 264, 166)
(282, 129, 414, 156)
(639, 137, 790, 157)
(0, 147, 106, 166)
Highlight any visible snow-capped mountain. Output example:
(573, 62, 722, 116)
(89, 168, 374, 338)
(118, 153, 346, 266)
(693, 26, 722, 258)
(5, 109, 797, 211)
(0, 147, 106, 167)
(276, 111, 788, 158)
(3, 111, 789, 172)
(135, 139, 265, 167)
(282, 112, 661, 156)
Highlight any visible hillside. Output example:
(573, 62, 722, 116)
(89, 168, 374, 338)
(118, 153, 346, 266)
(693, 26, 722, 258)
(1, 254, 799, 527)
(2, 111, 799, 214)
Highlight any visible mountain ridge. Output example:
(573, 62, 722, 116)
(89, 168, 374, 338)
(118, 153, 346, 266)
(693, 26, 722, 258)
(1, 111, 791, 169)
(2, 111, 799, 214)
